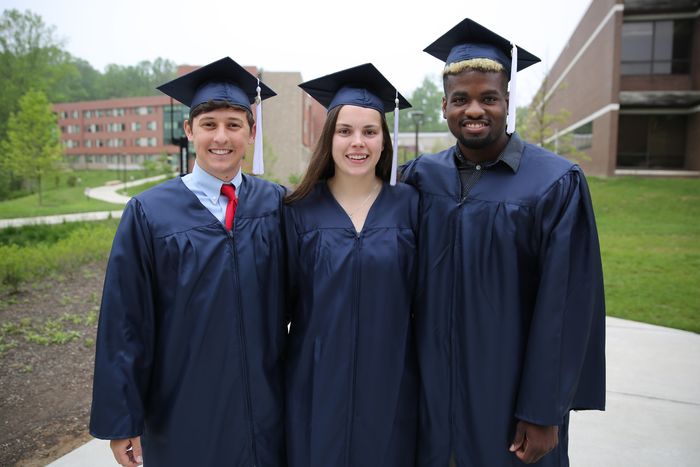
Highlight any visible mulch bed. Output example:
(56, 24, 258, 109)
(0, 262, 106, 466)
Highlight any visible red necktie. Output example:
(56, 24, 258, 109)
(220, 184, 238, 231)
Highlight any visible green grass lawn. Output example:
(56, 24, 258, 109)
(117, 176, 173, 197)
(0, 170, 152, 219)
(589, 177, 700, 333)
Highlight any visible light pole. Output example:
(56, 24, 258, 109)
(409, 110, 424, 159)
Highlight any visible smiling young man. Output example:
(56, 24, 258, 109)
(89, 57, 287, 467)
(402, 19, 606, 467)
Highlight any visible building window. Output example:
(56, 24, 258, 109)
(110, 123, 125, 132)
(131, 122, 142, 131)
(147, 121, 158, 131)
(621, 19, 692, 75)
(571, 122, 593, 151)
(617, 114, 686, 169)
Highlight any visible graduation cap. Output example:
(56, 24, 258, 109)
(299, 63, 411, 185)
(424, 18, 541, 134)
(157, 57, 276, 174)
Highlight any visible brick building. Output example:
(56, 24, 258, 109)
(538, 0, 699, 176)
(55, 65, 327, 184)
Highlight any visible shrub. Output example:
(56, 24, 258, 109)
(0, 220, 118, 293)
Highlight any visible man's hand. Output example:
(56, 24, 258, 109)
(110, 437, 143, 466)
(509, 420, 559, 464)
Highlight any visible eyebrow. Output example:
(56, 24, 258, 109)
(199, 116, 245, 122)
(335, 122, 381, 128)
(450, 89, 502, 97)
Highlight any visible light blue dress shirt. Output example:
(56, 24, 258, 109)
(182, 161, 242, 226)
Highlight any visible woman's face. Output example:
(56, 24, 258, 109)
(331, 105, 384, 180)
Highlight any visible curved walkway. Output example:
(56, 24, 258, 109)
(47, 317, 700, 466)
(0, 175, 168, 229)
(83, 174, 168, 204)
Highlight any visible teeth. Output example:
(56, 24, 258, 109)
(210, 149, 231, 154)
(347, 154, 368, 160)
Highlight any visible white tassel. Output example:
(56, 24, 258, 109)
(252, 79, 264, 175)
(506, 42, 518, 135)
(390, 92, 399, 186)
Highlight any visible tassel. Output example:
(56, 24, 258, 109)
(390, 92, 399, 186)
(252, 79, 264, 175)
(506, 42, 518, 135)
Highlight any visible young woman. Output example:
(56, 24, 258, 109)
(284, 64, 419, 467)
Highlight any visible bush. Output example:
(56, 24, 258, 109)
(0, 220, 118, 293)
(0, 221, 95, 247)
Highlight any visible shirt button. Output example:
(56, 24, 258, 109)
(476, 165, 481, 170)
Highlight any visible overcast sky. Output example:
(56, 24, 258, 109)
(3, 0, 592, 106)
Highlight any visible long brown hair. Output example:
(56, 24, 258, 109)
(286, 105, 393, 204)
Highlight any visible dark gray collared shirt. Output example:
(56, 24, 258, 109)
(454, 133, 524, 200)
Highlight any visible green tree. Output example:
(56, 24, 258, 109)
(520, 77, 586, 161)
(99, 58, 177, 99)
(0, 9, 76, 137)
(52, 57, 102, 102)
(387, 74, 447, 133)
(1, 89, 63, 205)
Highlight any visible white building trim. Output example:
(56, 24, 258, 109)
(544, 103, 620, 144)
(545, 4, 625, 102)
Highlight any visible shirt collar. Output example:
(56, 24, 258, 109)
(454, 132, 524, 173)
(190, 161, 243, 201)
(499, 132, 523, 172)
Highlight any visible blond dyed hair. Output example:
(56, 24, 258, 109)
(443, 58, 505, 76)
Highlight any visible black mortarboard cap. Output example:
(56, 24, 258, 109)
(156, 56, 276, 111)
(423, 18, 540, 75)
(299, 63, 411, 114)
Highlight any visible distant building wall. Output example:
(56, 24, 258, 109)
(259, 71, 309, 184)
(541, 0, 624, 176)
(54, 95, 181, 170)
(537, 0, 699, 176)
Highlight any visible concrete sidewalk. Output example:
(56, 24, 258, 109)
(84, 175, 168, 204)
(0, 175, 169, 229)
(48, 317, 700, 466)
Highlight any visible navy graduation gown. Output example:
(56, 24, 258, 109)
(90, 175, 287, 467)
(402, 136, 605, 467)
(284, 182, 419, 467)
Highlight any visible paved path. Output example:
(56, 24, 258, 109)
(0, 210, 125, 228)
(568, 317, 700, 466)
(47, 317, 700, 466)
(84, 174, 168, 204)
(0, 175, 168, 229)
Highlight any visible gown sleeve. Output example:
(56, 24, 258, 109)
(514, 168, 606, 426)
(90, 199, 157, 439)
